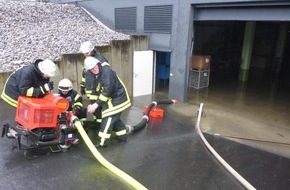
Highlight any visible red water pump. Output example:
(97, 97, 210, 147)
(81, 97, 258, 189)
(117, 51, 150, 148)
(1, 93, 77, 152)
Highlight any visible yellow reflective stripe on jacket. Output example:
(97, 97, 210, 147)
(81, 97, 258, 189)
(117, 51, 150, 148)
(74, 94, 81, 101)
(99, 94, 109, 102)
(1, 92, 18, 107)
(102, 99, 131, 118)
(86, 90, 92, 94)
(0, 74, 18, 107)
(89, 94, 99, 101)
(40, 86, 45, 94)
(107, 98, 113, 108)
(26, 87, 34, 96)
(118, 76, 131, 101)
(74, 102, 83, 107)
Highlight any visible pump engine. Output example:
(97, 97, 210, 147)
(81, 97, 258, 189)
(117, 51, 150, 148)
(1, 93, 77, 153)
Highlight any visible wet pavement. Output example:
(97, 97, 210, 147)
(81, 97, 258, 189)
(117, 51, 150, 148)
(0, 98, 244, 190)
(1, 94, 290, 190)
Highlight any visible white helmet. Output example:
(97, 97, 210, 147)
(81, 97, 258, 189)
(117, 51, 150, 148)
(84, 57, 100, 71)
(38, 59, 59, 77)
(80, 41, 94, 54)
(58, 78, 73, 91)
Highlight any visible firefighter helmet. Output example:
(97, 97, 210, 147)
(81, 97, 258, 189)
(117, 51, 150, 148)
(58, 78, 73, 92)
(80, 41, 94, 54)
(38, 59, 59, 77)
(84, 57, 100, 71)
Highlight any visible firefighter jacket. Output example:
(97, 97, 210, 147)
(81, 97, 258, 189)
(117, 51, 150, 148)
(58, 89, 83, 115)
(80, 68, 95, 97)
(80, 51, 108, 97)
(92, 63, 131, 118)
(1, 59, 49, 107)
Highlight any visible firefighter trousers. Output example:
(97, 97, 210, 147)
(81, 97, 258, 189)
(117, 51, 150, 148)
(95, 112, 127, 146)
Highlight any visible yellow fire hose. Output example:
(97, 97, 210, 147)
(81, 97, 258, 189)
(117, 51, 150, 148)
(72, 116, 148, 190)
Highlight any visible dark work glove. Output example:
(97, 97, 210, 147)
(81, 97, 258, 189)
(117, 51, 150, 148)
(44, 81, 54, 92)
(73, 107, 80, 116)
(80, 87, 86, 96)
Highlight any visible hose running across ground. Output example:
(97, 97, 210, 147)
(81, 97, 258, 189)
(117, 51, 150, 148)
(126, 99, 178, 134)
(196, 103, 256, 190)
(72, 116, 148, 190)
(70, 99, 178, 190)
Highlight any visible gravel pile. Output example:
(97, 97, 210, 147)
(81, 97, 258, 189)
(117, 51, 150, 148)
(0, 0, 130, 73)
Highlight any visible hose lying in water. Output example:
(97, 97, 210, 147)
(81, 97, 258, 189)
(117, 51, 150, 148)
(71, 115, 148, 190)
(126, 99, 179, 134)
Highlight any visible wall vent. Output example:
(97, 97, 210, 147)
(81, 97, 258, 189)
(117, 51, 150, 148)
(144, 5, 173, 34)
(115, 7, 137, 32)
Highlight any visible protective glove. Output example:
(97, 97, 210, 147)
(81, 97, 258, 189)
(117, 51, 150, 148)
(72, 108, 77, 115)
(87, 103, 99, 113)
(80, 86, 86, 96)
(73, 107, 80, 116)
(44, 81, 54, 92)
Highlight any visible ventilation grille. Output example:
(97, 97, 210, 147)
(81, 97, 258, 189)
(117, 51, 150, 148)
(115, 7, 137, 32)
(144, 5, 173, 33)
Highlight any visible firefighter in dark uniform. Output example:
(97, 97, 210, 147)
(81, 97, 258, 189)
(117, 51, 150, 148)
(1, 59, 58, 110)
(84, 56, 131, 147)
(79, 41, 109, 124)
(58, 78, 87, 121)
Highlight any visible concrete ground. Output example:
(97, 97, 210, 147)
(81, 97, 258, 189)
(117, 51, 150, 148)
(0, 98, 246, 190)
(134, 93, 290, 190)
(1, 72, 290, 189)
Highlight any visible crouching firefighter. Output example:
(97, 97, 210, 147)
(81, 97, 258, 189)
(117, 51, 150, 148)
(84, 56, 131, 147)
(58, 78, 87, 121)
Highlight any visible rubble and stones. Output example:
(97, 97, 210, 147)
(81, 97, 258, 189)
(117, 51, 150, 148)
(0, 0, 130, 73)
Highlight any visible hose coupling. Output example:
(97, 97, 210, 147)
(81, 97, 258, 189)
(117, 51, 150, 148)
(70, 115, 79, 124)
(126, 125, 134, 134)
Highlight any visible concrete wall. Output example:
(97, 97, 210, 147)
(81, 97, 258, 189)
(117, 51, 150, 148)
(0, 35, 148, 99)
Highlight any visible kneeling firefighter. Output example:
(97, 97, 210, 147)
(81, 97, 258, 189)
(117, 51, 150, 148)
(58, 78, 87, 121)
(84, 56, 131, 147)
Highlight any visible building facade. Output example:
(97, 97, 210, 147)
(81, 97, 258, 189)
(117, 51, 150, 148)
(49, 0, 290, 103)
